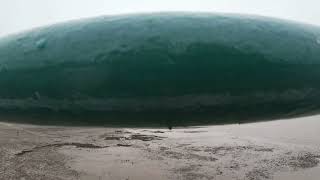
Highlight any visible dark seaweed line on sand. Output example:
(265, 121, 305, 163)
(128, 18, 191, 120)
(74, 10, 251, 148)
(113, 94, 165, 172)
(15, 142, 109, 156)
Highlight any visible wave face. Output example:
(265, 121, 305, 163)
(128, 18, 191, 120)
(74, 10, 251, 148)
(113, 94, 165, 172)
(1, 13, 320, 125)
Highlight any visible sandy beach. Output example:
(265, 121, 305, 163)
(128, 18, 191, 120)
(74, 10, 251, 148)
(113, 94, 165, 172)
(1, 115, 320, 180)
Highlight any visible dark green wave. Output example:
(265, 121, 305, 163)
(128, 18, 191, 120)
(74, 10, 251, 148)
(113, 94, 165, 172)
(0, 13, 320, 126)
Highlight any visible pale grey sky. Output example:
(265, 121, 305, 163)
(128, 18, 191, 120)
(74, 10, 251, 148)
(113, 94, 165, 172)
(1, 0, 320, 37)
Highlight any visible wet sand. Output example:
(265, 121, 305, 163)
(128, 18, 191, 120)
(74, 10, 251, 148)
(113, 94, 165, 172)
(1, 115, 320, 180)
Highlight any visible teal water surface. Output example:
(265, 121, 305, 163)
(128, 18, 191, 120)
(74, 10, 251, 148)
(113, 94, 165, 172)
(0, 13, 320, 126)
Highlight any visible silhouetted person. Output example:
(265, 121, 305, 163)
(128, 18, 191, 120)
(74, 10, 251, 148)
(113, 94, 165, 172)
(166, 119, 173, 130)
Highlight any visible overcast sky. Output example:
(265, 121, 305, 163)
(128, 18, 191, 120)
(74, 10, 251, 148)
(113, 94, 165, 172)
(1, 0, 320, 37)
